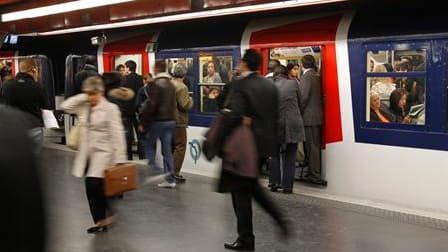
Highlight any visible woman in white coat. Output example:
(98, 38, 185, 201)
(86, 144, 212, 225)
(61, 76, 127, 233)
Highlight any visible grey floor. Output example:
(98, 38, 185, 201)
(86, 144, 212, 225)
(40, 148, 448, 252)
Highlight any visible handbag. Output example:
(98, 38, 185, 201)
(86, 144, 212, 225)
(104, 163, 138, 197)
(67, 124, 80, 150)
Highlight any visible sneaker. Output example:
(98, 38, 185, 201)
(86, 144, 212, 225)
(174, 175, 186, 183)
(157, 181, 176, 188)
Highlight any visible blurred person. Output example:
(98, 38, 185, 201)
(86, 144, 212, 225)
(115, 64, 126, 77)
(140, 60, 177, 188)
(0, 106, 46, 252)
(265, 59, 281, 80)
(102, 72, 135, 160)
(60, 76, 127, 233)
(171, 63, 193, 183)
(2, 58, 50, 149)
(134, 73, 154, 159)
(269, 65, 305, 194)
(217, 49, 289, 251)
(299, 55, 327, 186)
(371, 76, 396, 104)
(74, 55, 99, 95)
(203, 61, 222, 83)
(389, 88, 411, 124)
(370, 91, 393, 123)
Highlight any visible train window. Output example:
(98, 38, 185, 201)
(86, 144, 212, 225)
(367, 49, 426, 72)
(199, 55, 232, 84)
(268, 46, 322, 74)
(365, 49, 427, 125)
(114, 54, 142, 74)
(198, 55, 232, 113)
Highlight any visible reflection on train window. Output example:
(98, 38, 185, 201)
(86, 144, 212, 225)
(165, 58, 194, 91)
(114, 54, 142, 74)
(366, 77, 426, 125)
(367, 49, 426, 72)
(269, 46, 322, 74)
(0, 58, 14, 82)
(200, 84, 224, 113)
(199, 55, 232, 84)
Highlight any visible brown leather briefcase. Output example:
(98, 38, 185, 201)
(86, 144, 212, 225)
(104, 163, 138, 197)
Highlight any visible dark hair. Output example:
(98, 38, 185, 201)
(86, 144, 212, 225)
(273, 65, 287, 78)
(301, 55, 316, 69)
(125, 60, 137, 72)
(102, 72, 122, 94)
(154, 60, 166, 74)
(286, 62, 299, 72)
(242, 49, 262, 71)
(389, 88, 406, 113)
(115, 64, 125, 71)
(268, 59, 280, 72)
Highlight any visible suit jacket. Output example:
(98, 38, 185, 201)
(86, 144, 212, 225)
(225, 72, 278, 157)
(299, 69, 323, 126)
(61, 94, 127, 178)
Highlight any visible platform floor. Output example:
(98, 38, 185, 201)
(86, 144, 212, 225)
(40, 147, 448, 252)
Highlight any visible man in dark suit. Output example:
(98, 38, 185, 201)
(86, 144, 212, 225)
(299, 55, 327, 186)
(122, 60, 144, 160)
(220, 49, 289, 251)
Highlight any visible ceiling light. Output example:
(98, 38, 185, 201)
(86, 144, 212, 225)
(1, 0, 135, 22)
(22, 0, 347, 36)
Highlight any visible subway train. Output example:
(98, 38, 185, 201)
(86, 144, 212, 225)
(1, 4, 448, 218)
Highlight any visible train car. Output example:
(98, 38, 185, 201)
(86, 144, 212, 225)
(2, 2, 448, 219)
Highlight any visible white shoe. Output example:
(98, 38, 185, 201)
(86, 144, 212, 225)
(157, 181, 176, 188)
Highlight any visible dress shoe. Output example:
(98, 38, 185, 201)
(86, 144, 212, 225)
(270, 184, 282, 192)
(224, 240, 254, 251)
(282, 188, 293, 194)
(303, 176, 328, 186)
(86, 226, 108, 234)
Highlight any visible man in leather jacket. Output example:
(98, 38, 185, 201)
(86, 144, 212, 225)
(140, 60, 177, 188)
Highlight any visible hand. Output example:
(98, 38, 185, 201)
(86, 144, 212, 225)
(403, 115, 411, 124)
(138, 124, 145, 133)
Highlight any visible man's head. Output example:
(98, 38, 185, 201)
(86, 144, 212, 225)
(240, 49, 262, 72)
(124, 60, 137, 74)
(267, 59, 280, 73)
(19, 58, 39, 82)
(301, 55, 316, 69)
(115, 64, 126, 76)
(154, 60, 166, 75)
(173, 63, 187, 78)
(207, 61, 216, 76)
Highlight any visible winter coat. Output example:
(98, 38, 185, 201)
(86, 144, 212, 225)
(274, 75, 305, 143)
(61, 94, 127, 178)
(172, 78, 193, 128)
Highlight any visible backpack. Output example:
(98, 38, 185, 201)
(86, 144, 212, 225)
(138, 86, 150, 115)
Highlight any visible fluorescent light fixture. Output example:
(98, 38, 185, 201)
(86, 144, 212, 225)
(1, 0, 135, 22)
(23, 0, 347, 36)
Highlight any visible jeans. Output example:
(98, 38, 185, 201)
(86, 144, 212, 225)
(144, 120, 176, 183)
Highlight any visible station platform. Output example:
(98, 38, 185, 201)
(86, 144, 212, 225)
(40, 146, 448, 252)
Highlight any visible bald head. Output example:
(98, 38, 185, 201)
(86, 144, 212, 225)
(19, 58, 37, 73)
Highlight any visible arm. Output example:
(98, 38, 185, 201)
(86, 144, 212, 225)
(60, 93, 88, 115)
(176, 85, 193, 112)
(109, 105, 127, 163)
(298, 75, 311, 109)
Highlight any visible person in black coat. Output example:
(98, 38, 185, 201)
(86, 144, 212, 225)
(74, 55, 100, 95)
(219, 49, 289, 251)
(0, 106, 46, 252)
(122, 60, 144, 160)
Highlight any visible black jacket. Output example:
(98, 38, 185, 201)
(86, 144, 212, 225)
(140, 73, 176, 127)
(122, 72, 143, 116)
(3, 72, 49, 127)
(225, 72, 279, 157)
